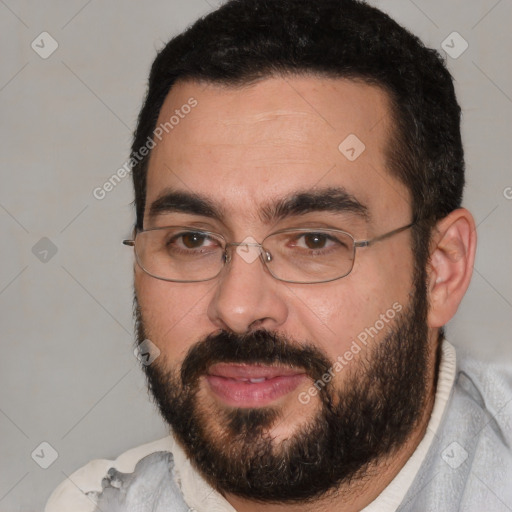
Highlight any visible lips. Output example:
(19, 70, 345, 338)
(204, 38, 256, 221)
(205, 363, 307, 407)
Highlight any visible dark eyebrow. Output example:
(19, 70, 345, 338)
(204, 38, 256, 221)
(259, 187, 369, 224)
(148, 190, 225, 222)
(147, 186, 369, 225)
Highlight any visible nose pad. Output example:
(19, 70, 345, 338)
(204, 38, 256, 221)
(264, 250, 272, 262)
(222, 243, 264, 264)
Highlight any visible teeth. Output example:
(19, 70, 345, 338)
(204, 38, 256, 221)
(231, 377, 268, 383)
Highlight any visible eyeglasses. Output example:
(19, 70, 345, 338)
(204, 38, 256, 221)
(123, 222, 414, 284)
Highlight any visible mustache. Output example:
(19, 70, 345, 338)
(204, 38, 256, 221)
(179, 329, 333, 388)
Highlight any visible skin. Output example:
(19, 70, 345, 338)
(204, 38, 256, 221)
(134, 75, 476, 512)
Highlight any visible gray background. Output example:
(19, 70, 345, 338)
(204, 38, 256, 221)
(0, 0, 511, 510)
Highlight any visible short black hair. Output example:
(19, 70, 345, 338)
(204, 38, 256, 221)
(131, 0, 464, 246)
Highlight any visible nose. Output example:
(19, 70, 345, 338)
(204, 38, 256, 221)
(206, 243, 288, 334)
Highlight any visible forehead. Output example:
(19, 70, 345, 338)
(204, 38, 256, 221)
(145, 75, 411, 230)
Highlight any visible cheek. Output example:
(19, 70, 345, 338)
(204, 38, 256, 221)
(135, 270, 213, 360)
(288, 248, 414, 362)
(286, 285, 371, 362)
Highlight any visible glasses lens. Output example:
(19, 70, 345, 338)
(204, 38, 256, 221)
(135, 227, 225, 282)
(264, 229, 355, 283)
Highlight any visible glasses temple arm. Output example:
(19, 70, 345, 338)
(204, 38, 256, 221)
(355, 222, 415, 248)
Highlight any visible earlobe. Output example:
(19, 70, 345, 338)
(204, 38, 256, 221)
(427, 208, 477, 328)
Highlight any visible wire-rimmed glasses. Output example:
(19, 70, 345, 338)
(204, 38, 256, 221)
(123, 222, 414, 284)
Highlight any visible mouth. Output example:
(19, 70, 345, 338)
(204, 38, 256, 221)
(205, 363, 308, 408)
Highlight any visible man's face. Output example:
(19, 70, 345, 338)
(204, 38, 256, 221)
(134, 76, 434, 500)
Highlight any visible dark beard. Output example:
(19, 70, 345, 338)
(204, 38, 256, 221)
(135, 272, 432, 504)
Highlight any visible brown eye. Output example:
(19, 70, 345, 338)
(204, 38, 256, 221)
(181, 232, 208, 248)
(303, 233, 328, 249)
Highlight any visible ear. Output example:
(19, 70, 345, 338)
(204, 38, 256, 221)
(427, 208, 477, 328)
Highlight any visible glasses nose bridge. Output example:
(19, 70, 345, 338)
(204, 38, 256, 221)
(223, 240, 271, 265)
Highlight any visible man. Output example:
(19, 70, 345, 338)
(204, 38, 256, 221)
(46, 0, 512, 511)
